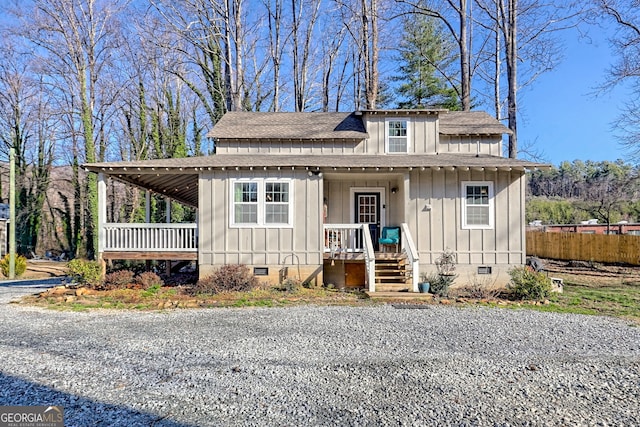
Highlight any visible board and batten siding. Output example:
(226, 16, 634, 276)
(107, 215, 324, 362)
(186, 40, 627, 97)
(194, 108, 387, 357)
(438, 135, 502, 156)
(323, 173, 403, 226)
(214, 116, 502, 156)
(198, 169, 324, 283)
(361, 114, 439, 154)
(408, 168, 526, 275)
(215, 140, 362, 154)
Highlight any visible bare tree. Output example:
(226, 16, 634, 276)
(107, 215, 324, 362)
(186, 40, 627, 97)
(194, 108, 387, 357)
(336, 0, 381, 109)
(476, 0, 581, 158)
(594, 0, 640, 158)
(291, 0, 321, 111)
(264, 0, 287, 111)
(7, 0, 128, 258)
(0, 40, 57, 254)
(320, 18, 349, 111)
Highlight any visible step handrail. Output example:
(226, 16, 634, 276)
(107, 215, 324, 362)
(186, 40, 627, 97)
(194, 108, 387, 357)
(401, 223, 420, 292)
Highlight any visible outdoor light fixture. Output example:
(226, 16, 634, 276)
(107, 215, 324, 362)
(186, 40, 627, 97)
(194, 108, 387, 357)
(308, 170, 323, 178)
(391, 187, 398, 194)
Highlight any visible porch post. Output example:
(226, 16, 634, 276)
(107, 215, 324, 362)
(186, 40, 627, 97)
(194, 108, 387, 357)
(165, 197, 171, 275)
(145, 191, 151, 272)
(145, 191, 151, 223)
(97, 173, 107, 277)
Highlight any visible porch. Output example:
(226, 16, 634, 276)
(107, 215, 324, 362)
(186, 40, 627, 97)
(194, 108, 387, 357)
(99, 223, 198, 274)
(97, 222, 419, 292)
(323, 223, 420, 292)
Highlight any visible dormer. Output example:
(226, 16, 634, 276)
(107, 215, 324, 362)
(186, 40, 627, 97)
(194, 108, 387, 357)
(358, 109, 511, 156)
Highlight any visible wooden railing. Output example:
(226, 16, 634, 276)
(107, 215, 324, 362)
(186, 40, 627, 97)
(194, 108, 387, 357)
(324, 223, 368, 253)
(324, 223, 376, 291)
(102, 223, 197, 252)
(361, 226, 376, 292)
(401, 223, 420, 292)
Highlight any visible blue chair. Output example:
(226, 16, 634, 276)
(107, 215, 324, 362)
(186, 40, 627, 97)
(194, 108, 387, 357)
(379, 226, 400, 252)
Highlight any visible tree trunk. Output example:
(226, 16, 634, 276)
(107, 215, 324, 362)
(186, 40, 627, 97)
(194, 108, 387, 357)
(505, 0, 517, 158)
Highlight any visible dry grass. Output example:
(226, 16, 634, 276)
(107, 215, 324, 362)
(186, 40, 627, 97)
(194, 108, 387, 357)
(13, 258, 640, 323)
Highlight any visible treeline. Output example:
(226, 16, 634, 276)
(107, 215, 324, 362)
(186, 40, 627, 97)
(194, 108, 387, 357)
(0, 0, 588, 257)
(526, 160, 640, 225)
(0, 0, 633, 258)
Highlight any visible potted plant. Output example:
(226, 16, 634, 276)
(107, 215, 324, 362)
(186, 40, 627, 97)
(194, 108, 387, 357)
(418, 272, 433, 293)
(418, 250, 458, 297)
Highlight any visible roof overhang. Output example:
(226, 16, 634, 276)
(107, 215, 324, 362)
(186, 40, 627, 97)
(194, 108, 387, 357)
(84, 154, 550, 208)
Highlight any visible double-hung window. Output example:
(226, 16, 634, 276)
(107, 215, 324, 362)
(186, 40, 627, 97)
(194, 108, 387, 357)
(232, 179, 292, 227)
(233, 182, 258, 224)
(462, 181, 494, 229)
(265, 182, 290, 224)
(386, 119, 409, 153)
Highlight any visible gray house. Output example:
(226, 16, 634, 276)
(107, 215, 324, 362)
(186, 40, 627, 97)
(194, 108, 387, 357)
(84, 109, 546, 292)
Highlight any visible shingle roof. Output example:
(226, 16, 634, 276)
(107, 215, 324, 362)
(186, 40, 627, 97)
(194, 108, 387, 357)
(208, 112, 368, 140)
(84, 153, 543, 170)
(439, 111, 512, 135)
(209, 110, 511, 140)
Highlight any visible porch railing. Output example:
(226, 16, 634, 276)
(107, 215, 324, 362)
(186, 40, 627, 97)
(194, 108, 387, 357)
(401, 223, 420, 292)
(102, 223, 197, 252)
(323, 223, 368, 253)
(323, 223, 376, 291)
(361, 225, 376, 292)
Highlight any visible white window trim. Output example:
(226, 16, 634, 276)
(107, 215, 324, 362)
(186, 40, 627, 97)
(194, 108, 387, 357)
(230, 178, 294, 228)
(461, 181, 494, 230)
(385, 118, 410, 153)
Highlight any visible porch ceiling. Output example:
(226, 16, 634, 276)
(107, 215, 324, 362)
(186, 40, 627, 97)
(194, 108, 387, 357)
(102, 169, 199, 207)
(84, 153, 549, 207)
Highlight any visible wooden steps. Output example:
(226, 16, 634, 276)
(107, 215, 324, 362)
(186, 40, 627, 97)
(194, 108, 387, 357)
(374, 252, 411, 291)
(366, 291, 433, 300)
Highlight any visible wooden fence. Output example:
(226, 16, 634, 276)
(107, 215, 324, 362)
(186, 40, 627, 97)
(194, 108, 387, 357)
(526, 231, 640, 265)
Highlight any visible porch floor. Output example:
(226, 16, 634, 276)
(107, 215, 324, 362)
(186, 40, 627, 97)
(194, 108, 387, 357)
(101, 251, 198, 261)
(322, 251, 404, 261)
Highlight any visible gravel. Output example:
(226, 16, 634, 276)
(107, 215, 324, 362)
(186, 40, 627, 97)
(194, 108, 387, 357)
(0, 291, 638, 426)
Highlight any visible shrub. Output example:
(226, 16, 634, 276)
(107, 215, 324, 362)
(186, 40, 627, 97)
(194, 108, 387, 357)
(0, 254, 27, 277)
(435, 249, 457, 276)
(421, 272, 456, 297)
(508, 266, 552, 300)
(104, 270, 135, 290)
(278, 277, 303, 292)
(191, 264, 259, 295)
(135, 272, 164, 290)
(67, 259, 103, 289)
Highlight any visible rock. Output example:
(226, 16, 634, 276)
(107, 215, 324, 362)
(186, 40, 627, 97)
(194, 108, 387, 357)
(76, 287, 88, 297)
(49, 286, 69, 296)
(65, 295, 76, 303)
(439, 299, 451, 305)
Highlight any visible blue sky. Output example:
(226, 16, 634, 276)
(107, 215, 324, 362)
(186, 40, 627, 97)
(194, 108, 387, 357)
(517, 26, 631, 166)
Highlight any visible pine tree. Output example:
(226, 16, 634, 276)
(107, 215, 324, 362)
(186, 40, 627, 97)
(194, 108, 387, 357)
(393, 15, 460, 110)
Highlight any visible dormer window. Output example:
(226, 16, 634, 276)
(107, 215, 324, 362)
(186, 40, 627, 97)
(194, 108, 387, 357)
(385, 119, 409, 153)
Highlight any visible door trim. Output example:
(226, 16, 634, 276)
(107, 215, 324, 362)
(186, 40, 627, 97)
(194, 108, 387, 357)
(349, 187, 386, 229)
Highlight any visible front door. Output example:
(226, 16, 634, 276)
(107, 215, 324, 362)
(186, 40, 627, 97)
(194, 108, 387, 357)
(354, 192, 381, 251)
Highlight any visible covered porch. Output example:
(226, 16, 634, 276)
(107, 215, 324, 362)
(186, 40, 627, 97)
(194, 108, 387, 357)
(323, 223, 419, 292)
(96, 173, 198, 273)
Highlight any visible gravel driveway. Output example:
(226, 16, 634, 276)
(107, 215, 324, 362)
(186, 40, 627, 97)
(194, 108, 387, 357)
(0, 285, 638, 426)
